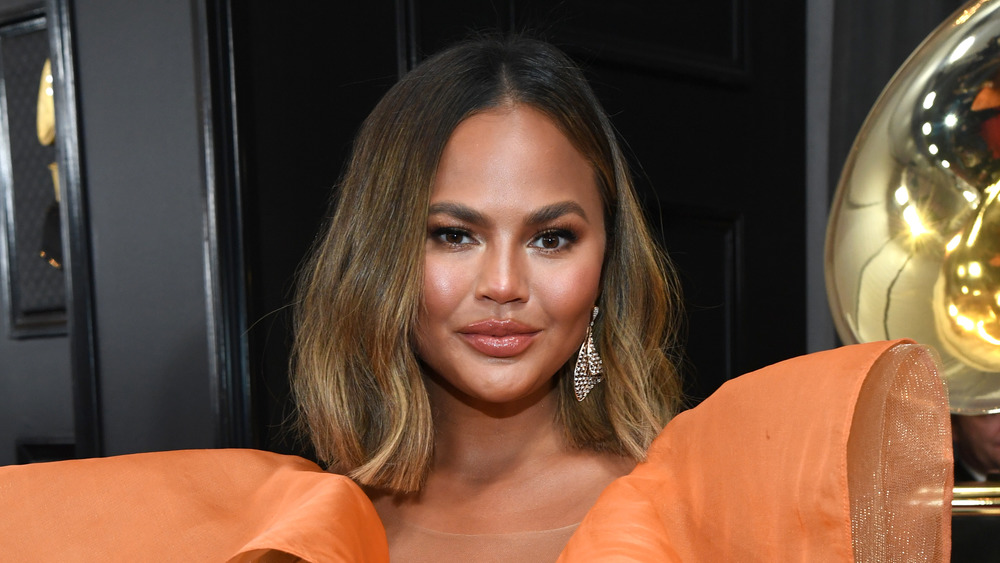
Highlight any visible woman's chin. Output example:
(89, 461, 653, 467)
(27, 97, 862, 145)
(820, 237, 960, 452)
(434, 373, 560, 414)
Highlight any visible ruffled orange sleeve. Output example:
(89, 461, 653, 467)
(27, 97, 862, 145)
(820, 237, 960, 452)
(0, 449, 388, 562)
(560, 340, 953, 562)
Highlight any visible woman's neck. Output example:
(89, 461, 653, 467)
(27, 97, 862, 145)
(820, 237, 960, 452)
(367, 370, 635, 563)
(369, 373, 630, 534)
(423, 373, 564, 484)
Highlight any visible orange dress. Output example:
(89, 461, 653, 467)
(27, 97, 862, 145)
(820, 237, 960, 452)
(0, 340, 952, 561)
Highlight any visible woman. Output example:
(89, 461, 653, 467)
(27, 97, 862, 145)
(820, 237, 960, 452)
(291, 35, 681, 561)
(0, 37, 953, 562)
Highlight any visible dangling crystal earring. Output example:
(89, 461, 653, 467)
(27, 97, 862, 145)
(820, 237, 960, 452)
(574, 306, 604, 401)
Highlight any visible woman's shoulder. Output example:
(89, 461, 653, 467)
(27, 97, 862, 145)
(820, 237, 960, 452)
(0, 448, 389, 562)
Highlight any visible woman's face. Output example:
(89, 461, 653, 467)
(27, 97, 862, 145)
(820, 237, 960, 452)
(416, 105, 606, 408)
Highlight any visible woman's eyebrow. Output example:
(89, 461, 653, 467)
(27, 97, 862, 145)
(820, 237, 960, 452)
(426, 200, 588, 226)
(427, 202, 487, 225)
(526, 201, 589, 225)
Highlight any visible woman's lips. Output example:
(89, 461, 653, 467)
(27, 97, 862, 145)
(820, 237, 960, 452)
(459, 319, 539, 358)
(461, 333, 537, 357)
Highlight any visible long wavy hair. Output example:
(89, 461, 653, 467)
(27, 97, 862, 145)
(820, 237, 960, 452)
(292, 35, 683, 493)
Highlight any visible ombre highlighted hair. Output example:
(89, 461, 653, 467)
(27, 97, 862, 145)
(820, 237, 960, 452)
(292, 36, 683, 493)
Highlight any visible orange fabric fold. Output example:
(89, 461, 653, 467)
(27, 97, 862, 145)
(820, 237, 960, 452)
(0, 449, 388, 562)
(559, 340, 953, 562)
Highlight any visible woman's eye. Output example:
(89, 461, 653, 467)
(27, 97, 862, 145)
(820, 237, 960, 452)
(538, 234, 561, 249)
(433, 228, 475, 246)
(529, 230, 577, 251)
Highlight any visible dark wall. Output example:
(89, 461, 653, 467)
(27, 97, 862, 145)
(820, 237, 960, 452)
(0, 0, 219, 464)
(0, 0, 72, 465)
(71, 0, 215, 455)
(232, 1, 400, 453)
(0, 329, 72, 465)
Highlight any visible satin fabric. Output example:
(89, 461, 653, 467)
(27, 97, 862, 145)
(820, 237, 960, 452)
(0, 449, 388, 562)
(0, 340, 952, 561)
(559, 339, 953, 562)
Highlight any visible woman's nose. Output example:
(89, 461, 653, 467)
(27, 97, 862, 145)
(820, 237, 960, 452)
(475, 244, 528, 304)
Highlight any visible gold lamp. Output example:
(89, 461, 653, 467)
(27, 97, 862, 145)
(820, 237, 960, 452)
(827, 0, 1000, 413)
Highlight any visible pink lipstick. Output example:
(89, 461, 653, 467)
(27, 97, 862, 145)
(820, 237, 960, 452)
(459, 319, 539, 358)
